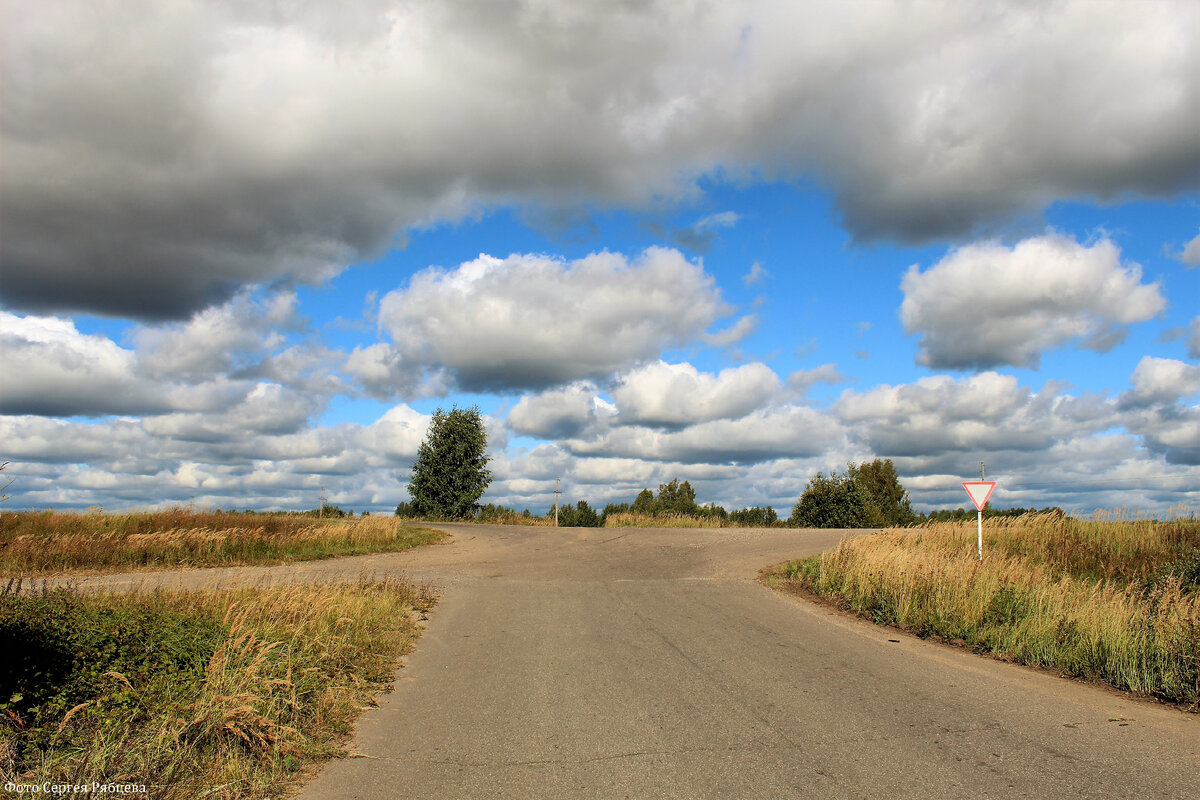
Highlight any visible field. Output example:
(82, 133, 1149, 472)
(1, 578, 436, 799)
(0, 509, 446, 575)
(767, 512, 1200, 707)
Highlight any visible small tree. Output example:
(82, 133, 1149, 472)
(656, 479, 699, 515)
(788, 473, 875, 528)
(555, 500, 602, 528)
(407, 406, 492, 520)
(631, 488, 656, 514)
(848, 459, 915, 526)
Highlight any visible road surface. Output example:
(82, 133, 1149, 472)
(61, 524, 1200, 798)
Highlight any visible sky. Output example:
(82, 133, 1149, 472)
(1, 0, 1198, 516)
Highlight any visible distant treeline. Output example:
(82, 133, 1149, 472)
(394, 459, 1010, 529)
(914, 506, 1066, 523)
(213, 505, 370, 519)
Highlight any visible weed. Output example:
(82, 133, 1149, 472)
(772, 513, 1200, 707)
(0, 578, 436, 797)
(0, 510, 445, 575)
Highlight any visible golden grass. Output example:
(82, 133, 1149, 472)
(772, 513, 1200, 706)
(2, 578, 436, 798)
(0, 510, 445, 575)
(473, 509, 558, 526)
(603, 512, 729, 528)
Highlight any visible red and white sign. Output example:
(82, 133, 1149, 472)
(962, 481, 996, 511)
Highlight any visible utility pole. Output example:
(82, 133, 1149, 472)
(319, 486, 326, 518)
(554, 478, 561, 527)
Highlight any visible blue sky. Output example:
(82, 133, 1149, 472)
(1, 1, 1198, 516)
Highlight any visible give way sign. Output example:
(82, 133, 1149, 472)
(962, 481, 996, 511)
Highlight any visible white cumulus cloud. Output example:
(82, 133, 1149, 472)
(371, 248, 731, 395)
(612, 361, 781, 427)
(901, 234, 1166, 369)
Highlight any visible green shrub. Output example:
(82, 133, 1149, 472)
(788, 473, 876, 528)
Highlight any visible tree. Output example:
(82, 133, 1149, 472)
(729, 506, 779, 527)
(656, 479, 699, 515)
(407, 406, 492, 519)
(631, 488, 656, 514)
(788, 472, 875, 528)
(848, 459, 915, 526)
(555, 500, 602, 528)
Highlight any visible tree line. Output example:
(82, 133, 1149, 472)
(395, 405, 1049, 528)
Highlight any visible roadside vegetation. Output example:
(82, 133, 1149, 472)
(768, 512, 1200, 707)
(0, 577, 436, 799)
(0, 510, 445, 575)
(398, 459, 918, 529)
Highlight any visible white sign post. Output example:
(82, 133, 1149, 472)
(962, 481, 996, 561)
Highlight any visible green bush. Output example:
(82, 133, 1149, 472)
(788, 473, 876, 528)
(554, 500, 602, 527)
(0, 588, 224, 752)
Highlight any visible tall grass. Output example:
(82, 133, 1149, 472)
(603, 512, 730, 528)
(0, 510, 445, 575)
(1, 578, 436, 798)
(773, 513, 1200, 707)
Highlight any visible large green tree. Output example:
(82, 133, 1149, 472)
(848, 458, 916, 526)
(407, 406, 492, 519)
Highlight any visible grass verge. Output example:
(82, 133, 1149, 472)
(765, 513, 1200, 708)
(0, 510, 446, 575)
(602, 512, 729, 528)
(1, 577, 436, 798)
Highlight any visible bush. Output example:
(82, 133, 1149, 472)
(729, 506, 779, 526)
(0, 588, 223, 752)
(788, 473, 876, 528)
(554, 500, 602, 528)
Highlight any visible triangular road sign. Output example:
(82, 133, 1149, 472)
(962, 481, 996, 511)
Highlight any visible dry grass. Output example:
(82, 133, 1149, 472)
(770, 512, 1200, 707)
(473, 509, 557, 526)
(1, 578, 437, 798)
(0, 510, 445, 575)
(603, 512, 729, 528)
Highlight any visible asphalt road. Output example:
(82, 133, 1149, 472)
(61, 524, 1200, 798)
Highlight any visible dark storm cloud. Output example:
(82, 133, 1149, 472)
(3, 1, 1198, 318)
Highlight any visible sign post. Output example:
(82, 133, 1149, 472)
(962, 480, 996, 560)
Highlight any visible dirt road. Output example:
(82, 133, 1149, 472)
(63, 524, 1200, 798)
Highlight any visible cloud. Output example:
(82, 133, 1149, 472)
(1121, 356, 1200, 408)
(1120, 358, 1200, 465)
(371, 248, 730, 395)
(786, 364, 850, 396)
(700, 314, 758, 347)
(742, 262, 770, 286)
(4, 2, 1198, 318)
(0, 293, 342, 418)
(900, 234, 1166, 369)
(670, 211, 740, 252)
(140, 383, 323, 442)
(611, 361, 781, 427)
(835, 372, 1114, 458)
(508, 384, 611, 439)
(564, 406, 843, 465)
(0, 312, 168, 416)
(3, 361, 1198, 513)
(1178, 230, 1200, 267)
(133, 291, 304, 382)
